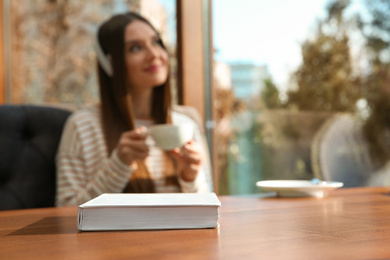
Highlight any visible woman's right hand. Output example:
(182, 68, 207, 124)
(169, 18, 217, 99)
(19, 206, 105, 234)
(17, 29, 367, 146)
(116, 127, 149, 165)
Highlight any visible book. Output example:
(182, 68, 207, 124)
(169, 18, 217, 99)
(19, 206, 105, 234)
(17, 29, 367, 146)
(77, 193, 221, 231)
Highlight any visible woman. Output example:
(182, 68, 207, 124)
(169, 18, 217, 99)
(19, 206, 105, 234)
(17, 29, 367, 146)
(56, 12, 212, 207)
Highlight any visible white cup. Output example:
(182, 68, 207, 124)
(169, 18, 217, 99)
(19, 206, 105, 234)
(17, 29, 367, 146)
(149, 124, 194, 150)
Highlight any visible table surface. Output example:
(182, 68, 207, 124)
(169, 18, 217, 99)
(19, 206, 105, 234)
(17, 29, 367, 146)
(1, 187, 390, 260)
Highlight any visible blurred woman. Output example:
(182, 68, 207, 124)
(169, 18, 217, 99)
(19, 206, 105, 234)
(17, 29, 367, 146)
(55, 12, 212, 206)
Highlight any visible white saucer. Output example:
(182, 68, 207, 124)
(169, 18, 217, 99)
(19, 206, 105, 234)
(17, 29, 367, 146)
(256, 180, 344, 198)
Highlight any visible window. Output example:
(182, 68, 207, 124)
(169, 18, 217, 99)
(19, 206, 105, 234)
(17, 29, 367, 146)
(2, 0, 177, 105)
(212, 0, 390, 194)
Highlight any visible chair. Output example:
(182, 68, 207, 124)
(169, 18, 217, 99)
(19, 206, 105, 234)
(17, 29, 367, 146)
(0, 105, 71, 210)
(311, 113, 377, 187)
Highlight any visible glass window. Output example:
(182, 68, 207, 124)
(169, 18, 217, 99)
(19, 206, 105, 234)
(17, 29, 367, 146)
(212, 0, 390, 194)
(4, 0, 176, 104)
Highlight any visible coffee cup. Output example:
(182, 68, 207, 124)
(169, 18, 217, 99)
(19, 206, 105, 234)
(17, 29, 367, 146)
(148, 124, 194, 150)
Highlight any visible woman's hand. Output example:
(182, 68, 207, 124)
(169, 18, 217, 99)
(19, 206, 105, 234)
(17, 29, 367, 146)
(116, 127, 149, 165)
(170, 140, 202, 182)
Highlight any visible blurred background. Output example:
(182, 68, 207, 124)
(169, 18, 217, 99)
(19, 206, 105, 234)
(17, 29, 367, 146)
(1, 0, 390, 195)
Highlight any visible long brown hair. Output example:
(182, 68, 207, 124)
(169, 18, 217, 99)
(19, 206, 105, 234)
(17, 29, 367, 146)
(96, 12, 172, 192)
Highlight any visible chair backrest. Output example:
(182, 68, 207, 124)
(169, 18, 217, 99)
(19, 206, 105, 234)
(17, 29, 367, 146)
(0, 105, 71, 210)
(311, 113, 377, 187)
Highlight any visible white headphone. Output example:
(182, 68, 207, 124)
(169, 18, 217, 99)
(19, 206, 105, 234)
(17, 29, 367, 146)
(94, 31, 113, 76)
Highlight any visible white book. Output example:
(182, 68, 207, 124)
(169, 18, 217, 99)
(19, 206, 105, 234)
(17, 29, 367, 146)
(78, 193, 221, 231)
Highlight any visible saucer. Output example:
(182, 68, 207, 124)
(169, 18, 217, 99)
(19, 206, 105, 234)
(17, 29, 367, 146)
(256, 180, 344, 198)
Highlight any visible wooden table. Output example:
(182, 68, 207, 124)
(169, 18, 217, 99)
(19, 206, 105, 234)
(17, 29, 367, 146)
(1, 187, 390, 259)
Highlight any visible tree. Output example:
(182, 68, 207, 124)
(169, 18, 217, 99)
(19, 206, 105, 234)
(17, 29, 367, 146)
(357, 0, 390, 100)
(10, 0, 112, 103)
(261, 78, 282, 109)
(286, 0, 362, 112)
(213, 87, 246, 195)
(357, 0, 390, 167)
(9, 0, 172, 104)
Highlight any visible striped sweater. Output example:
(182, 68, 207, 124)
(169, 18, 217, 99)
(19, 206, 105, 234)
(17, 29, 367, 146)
(55, 105, 212, 206)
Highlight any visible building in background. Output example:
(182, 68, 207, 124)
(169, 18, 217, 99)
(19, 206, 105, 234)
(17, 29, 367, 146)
(229, 62, 270, 99)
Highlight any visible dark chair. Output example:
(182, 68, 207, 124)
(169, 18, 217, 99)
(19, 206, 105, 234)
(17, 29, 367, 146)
(0, 105, 71, 210)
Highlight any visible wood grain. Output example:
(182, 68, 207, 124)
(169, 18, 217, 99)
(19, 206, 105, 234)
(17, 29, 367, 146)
(1, 187, 390, 259)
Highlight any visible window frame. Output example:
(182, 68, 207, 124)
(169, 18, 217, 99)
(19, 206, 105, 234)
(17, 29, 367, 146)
(177, 0, 218, 192)
(0, 0, 4, 103)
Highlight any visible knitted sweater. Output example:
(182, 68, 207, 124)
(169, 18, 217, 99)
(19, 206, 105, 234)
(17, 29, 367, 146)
(55, 105, 212, 206)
